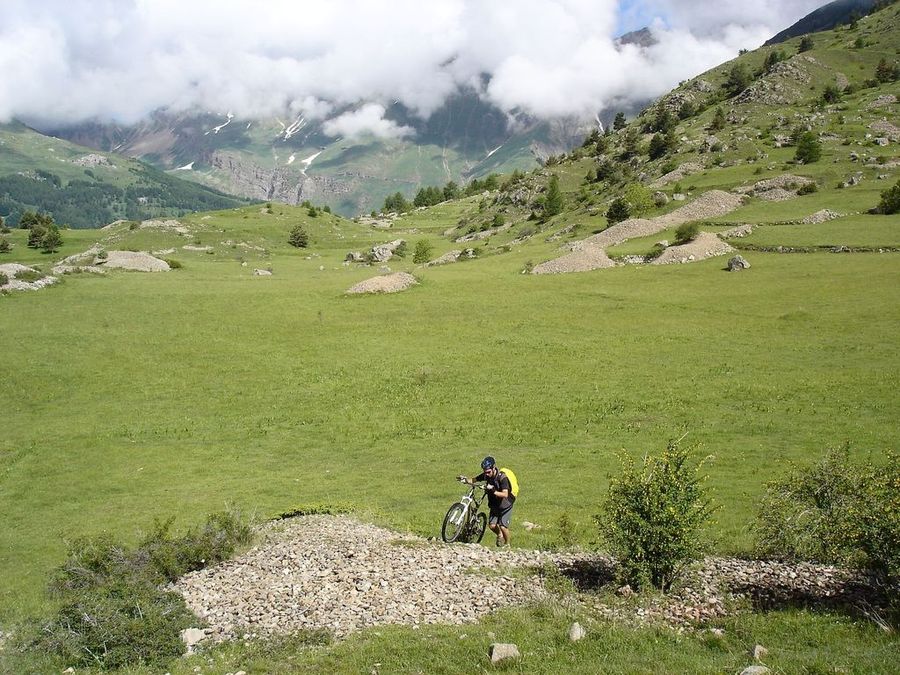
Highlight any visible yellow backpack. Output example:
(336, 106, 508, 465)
(500, 467, 519, 499)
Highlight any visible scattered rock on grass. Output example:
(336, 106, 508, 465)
(751, 644, 769, 661)
(650, 232, 734, 265)
(347, 272, 418, 294)
(0, 263, 58, 292)
(253, 269, 273, 276)
(740, 666, 771, 675)
(181, 627, 208, 655)
(801, 209, 842, 224)
(728, 255, 751, 272)
(568, 622, 586, 642)
(489, 643, 520, 664)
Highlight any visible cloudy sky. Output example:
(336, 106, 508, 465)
(0, 0, 827, 135)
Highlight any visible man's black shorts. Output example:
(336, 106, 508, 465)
(489, 504, 513, 528)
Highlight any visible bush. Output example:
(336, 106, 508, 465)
(799, 35, 814, 53)
(29, 510, 253, 670)
(288, 224, 309, 248)
(0, 272, 7, 286)
(412, 239, 433, 264)
(0, 238, 11, 254)
(41, 224, 62, 253)
(596, 440, 715, 591)
(164, 258, 183, 269)
(795, 131, 822, 163)
(392, 240, 408, 258)
(674, 221, 700, 245)
(755, 446, 899, 582)
(623, 183, 653, 216)
(878, 180, 900, 214)
(798, 182, 818, 195)
(606, 198, 630, 224)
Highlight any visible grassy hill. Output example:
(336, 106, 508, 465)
(0, 122, 251, 228)
(1, 5, 899, 673)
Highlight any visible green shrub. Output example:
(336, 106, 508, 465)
(674, 221, 700, 245)
(0, 238, 11, 254)
(163, 258, 183, 269)
(392, 240, 408, 258)
(412, 239, 433, 264)
(28, 510, 253, 670)
(795, 132, 822, 163)
(798, 182, 819, 195)
(15, 269, 45, 283)
(0, 272, 7, 286)
(128, 221, 139, 230)
(288, 224, 309, 248)
(596, 440, 715, 591)
(606, 198, 630, 224)
(878, 180, 900, 214)
(755, 446, 899, 582)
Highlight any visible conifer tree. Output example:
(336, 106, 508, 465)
(543, 175, 564, 219)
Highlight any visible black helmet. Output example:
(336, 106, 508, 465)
(481, 455, 496, 470)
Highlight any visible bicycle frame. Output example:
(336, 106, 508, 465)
(455, 484, 486, 526)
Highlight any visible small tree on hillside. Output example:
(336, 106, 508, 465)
(724, 63, 752, 97)
(799, 35, 814, 53)
(875, 58, 900, 83)
(648, 131, 676, 160)
(27, 225, 47, 248)
(288, 224, 309, 248)
(606, 198, 630, 224)
(613, 111, 626, 130)
(0, 238, 11, 254)
(709, 106, 726, 132)
(878, 179, 900, 214)
(543, 175, 564, 219)
(41, 224, 63, 253)
(795, 131, 822, 164)
(412, 239, 433, 264)
(623, 183, 652, 217)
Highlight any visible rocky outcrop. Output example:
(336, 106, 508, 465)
(102, 251, 170, 272)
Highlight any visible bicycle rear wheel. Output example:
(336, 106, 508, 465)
(441, 502, 468, 542)
(471, 511, 487, 543)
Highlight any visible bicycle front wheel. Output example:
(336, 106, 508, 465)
(441, 502, 468, 542)
(471, 511, 487, 543)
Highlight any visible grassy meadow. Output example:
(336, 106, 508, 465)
(2, 8, 900, 670)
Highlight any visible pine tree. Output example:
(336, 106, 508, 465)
(794, 132, 822, 164)
(288, 224, 309, 248)
(0, 238, 11, 254)
(41, 224, 62, 253)
(710, 107, 726, 132)
(606, 198, 630, 224)
(613, 112, 626, 130)
(543, 176, 564, 219)
(799, 35, 814, 53)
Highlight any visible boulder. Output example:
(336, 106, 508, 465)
(672, 193, 686, 201)
(370, 240, 405, 262)
(253, 269, 273, 276)
(489, 643, 520, 664)
(345, 251, 365, 263)
(653, 191, 669, 206)
(728, 255, 751, 271)
(568, 622, 586, 642)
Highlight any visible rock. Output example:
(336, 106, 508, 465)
(253, 269, 272, 276)
(655, 240, 669, 248)
(101, 250, 170, 272)
(568, 622, 586, 642)
(751, 644, 769, 661)
(874, 137, 890, 146)
(370, 240, 405, 263)
(345, 251, 365, 263)
(740, 667, 771, 675)
(489, 643, 520, 664)
(521, 521, 541, 531)
(616, 584, 635, 598)
(653, 191, 669, 206)
(181, 627, 207, 654)
(63, 669, 75, 674)
(849, 152, 860, 162)
(672, 193, 686, 201)
(728, 255, 751, 271)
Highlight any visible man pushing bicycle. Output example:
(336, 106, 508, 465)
(458, 456, 515, 548)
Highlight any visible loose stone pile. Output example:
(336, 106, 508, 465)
(346, 272, 418, 294)
(172, 516, 563, 640)
(172, 516, 893, 646)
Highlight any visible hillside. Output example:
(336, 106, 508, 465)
(1, 5, 899, 674)
(765, 0, 878, 44)
(0, 122, 250, 228)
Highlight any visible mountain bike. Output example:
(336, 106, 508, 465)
(441, 478, 488, 543)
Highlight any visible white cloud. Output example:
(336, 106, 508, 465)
(0, 0, 830, 132)
(322, 104, 414, 140)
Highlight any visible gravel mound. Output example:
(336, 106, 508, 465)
(738, 174, 814, 201)
(0, 263, 58, 292)
(867, 94, 897, 110)
(426, 250, 462, 266)
(533, 191, 744, 275)
(719, 224, 755, 238)
(531, 246, 616, 274)
(801, 209, 842, 224)
(649, 162, 704, 189)
(172, 516, 560, 640)
(101, 251, 171, 272)
(869, 120, 900, 142)
(650, 232, 734, 265)
(347, 272, 418, 294)
(140, 219, 190, 235)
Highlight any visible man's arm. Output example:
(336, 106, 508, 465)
(492, 476, 510, 499)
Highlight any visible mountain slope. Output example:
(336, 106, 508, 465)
(0, 122, 250, 228)
(765, 0, 878, 45)
(43, 93, 594, 219)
